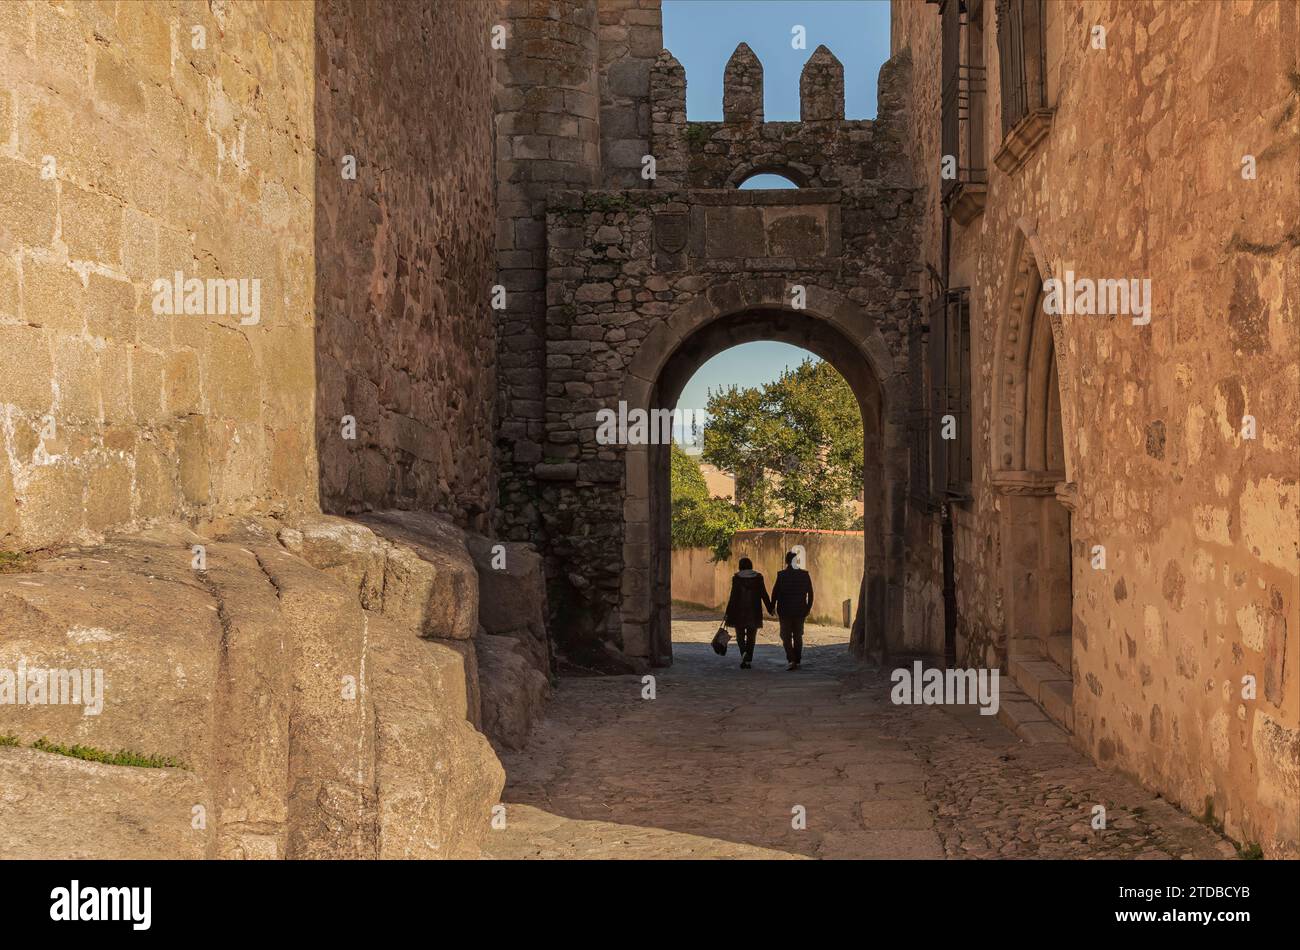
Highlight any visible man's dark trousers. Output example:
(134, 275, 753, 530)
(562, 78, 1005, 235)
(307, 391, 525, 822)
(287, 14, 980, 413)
(778, 615, 804, 664)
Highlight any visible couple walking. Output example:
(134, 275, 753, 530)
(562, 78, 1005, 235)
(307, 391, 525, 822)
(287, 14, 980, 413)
(723, 551, 814, 670)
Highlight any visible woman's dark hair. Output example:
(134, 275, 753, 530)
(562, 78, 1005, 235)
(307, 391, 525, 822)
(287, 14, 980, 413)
(785, 550, 797, 566)
(738, 557, 753, 571)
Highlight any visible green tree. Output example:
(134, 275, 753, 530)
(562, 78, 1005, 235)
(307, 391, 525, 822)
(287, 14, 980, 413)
(703, 358, 862, 529)
(669, 443, 749, 560)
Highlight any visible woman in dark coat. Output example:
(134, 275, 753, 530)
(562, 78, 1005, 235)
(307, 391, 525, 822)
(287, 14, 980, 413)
(724, 557, 773, 669)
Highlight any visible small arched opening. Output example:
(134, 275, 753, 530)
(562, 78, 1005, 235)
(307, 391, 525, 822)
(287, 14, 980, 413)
(737, 172, 802, 190)
(729, 161, 815, 189)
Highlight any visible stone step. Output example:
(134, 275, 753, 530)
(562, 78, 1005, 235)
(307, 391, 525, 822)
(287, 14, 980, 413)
(1007, 635, 1042, 659)
(1017, 719, 1071, 744)
(995, 688, 1070, 745)
(1007, 657, 1064, 703)
(1006, 655, 1073, 735)
(1047, 633, 1073, 672)
(1040, 678, 1075, 732)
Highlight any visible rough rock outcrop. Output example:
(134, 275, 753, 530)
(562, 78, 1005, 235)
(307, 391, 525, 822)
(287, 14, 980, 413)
(463, 537, 554, 750)
(0, 748, 210, 860)
(475, 632, 551, 752)
(466, 537, 553, 677)
(0, 512, 509, 859)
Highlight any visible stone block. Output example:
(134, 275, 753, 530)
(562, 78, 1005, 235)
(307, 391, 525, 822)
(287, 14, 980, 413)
(369, 619, 503, 858)
(175, 415, 211, 505)
(164, 349, 201, 414)
(0, 324, 53, 412)
(277, 515, 387, 610)
(84, 272, 137, 343)
(21, 257, 83, 333)
(0, 157, 57, 247)
(0, 543, 223, 768)
(93, 47, 144, 112)
(51, 335, 101, 422)
(61, 184, 123, 266)
(475, 632, 550, 751)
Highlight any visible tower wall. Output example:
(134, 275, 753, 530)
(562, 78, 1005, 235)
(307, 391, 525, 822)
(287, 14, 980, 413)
(494, 0, 603, 542)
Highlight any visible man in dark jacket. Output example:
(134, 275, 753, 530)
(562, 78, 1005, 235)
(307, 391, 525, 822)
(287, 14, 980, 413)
(770, 550, 814, 670)
(724, 557, 772, 669)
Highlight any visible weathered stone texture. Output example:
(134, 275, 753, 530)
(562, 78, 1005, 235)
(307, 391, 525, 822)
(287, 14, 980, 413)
(0, 748, 211, 860)
(468, 535, 556, 675)
(597, 0, 662, 187)
(476, 630, 551, 751)
(0, 1, 318, 549)
(494, 0, 605, 552)
(0, 0, 542, 861)
(0, 0, 499, 550)
(314, 0, 498, 531)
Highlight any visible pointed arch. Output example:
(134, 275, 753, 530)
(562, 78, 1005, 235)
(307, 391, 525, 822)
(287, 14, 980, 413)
(989, 221, 1078, 731)
(989, 219, 1075, 495)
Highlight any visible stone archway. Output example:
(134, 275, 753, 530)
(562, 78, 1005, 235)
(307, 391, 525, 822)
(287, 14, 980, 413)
(990, 223, 1077, 729)
(620, 281, 907, 667)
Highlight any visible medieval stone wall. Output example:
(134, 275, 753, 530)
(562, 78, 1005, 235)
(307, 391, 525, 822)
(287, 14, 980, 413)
(494, 0, 603, 547)
(0, 0, 499, 550)
(892, 0, 1299, 856)
(597, 0, 662, 187)
(672, 528, 867, 627)
(315, 0, 498, 532)
(0, 0, 317, 550)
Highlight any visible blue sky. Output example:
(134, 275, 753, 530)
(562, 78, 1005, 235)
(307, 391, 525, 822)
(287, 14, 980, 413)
(662, 0, 891, 121)
(663, 1, 890, 449)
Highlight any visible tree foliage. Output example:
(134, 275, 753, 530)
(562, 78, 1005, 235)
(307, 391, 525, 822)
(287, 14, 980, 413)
(669, 443, 749, 560)
(702, 358, 862, 529)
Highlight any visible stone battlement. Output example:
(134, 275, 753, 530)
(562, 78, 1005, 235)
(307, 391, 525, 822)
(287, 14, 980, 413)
(649, 42, 912, 191)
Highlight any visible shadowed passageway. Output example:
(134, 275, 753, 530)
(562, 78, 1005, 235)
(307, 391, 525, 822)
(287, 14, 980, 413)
(484, 618, 1237, 860)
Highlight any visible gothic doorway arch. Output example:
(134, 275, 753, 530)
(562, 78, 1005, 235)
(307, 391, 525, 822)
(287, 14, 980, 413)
(990, 225, 1077, 729)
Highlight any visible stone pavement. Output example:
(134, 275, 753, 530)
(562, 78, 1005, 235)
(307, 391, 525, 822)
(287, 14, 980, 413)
(482, 618, 1238, 860)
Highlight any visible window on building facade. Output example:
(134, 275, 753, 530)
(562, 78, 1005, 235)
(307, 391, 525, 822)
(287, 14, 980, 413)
(996, 0, 1048, 137)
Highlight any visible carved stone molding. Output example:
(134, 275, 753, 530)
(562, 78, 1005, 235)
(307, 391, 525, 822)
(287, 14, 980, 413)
(990, 469, 1063, 496)
(1054, 480, 1079, 511)
(945, 182, 986, 226)
(993, 108, 1054, 175)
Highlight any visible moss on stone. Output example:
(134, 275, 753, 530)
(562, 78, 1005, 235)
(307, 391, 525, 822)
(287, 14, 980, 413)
(0, 552, 31, 574)
(683, 123, 710, 148)
(30, 737, 188, 770)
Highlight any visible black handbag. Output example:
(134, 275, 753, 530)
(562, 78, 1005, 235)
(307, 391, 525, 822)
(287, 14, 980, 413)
(711, 623, 731, 656)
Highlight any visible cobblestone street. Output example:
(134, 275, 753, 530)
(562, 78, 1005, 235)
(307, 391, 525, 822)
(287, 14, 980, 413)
(484, 618, 1238, 860)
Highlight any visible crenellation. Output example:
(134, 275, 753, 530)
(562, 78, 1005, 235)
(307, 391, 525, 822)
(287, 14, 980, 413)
(799, 45, 846, 122)
(722, 42, 764, 125)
